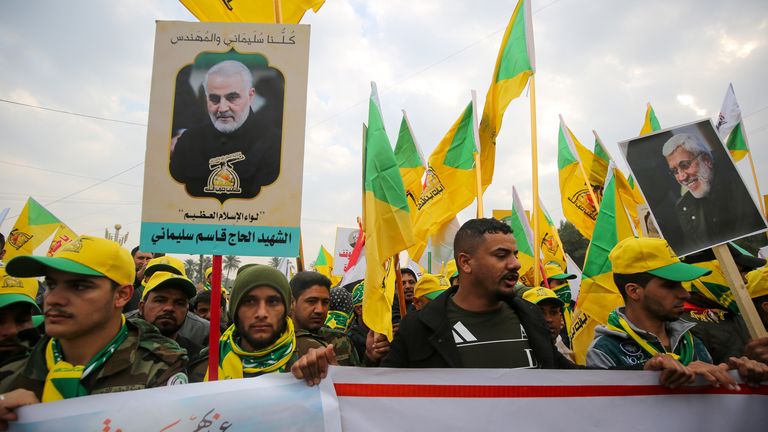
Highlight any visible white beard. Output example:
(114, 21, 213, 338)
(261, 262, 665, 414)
(686, 160, 713, 199)
(210, 109, 249, 134)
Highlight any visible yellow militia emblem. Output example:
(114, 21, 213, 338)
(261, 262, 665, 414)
(567, 188, 598, 220)
(7, 229, 33, 250)
(205, 152, 246, 194)
(1, 275, 24, 289)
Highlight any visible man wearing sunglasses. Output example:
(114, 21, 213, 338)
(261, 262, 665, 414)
(662, 133, 764, 250)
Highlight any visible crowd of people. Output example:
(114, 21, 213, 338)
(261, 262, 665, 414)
(0, 218, 766, 428)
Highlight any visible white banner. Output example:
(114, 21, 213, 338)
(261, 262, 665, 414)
(11, 368, 766, 431)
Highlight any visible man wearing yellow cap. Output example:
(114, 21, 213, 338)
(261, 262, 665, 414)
(0, 235, 188, 409)
(587, 237, 768, 387)
(138, 272, 202, 359)
(0, 268, 42, 366)
(412, 274, 447, 311)
(523, 287, 574, 362)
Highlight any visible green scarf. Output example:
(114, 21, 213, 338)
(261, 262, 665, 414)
(206, 320, 296, 381)
(43, 315, 128, 401)
(606, 310, 694, 365)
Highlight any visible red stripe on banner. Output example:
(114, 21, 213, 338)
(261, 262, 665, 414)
(333, 383, 768, 398)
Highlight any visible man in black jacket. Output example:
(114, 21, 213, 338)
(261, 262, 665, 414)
(383, 218, 574, 369)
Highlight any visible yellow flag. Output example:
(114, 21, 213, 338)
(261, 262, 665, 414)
(409, 102, 478, 261)
(3, 198, 61, 261)
(594, 133, 646, 235)
(478, 0, 535, 190)
(557, 117, 599, 240)
(46, 224, 78, 257)
(534, 198, 566, 271)
(639, 102, 661, 136)
(394, 111, 426, 223)
(179, 0, 325, 24)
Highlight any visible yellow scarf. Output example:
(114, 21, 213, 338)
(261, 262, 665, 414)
(42, 315, 128, 402)
(205, 319, 296, 381)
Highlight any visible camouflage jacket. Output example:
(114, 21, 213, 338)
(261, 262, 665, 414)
(0, 319, 189, 398)
(296, 327, 361, 366)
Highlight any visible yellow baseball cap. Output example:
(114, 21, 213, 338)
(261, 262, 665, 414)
(544, 263, 576, 280)
(0, 266, 41, 313)
(522, 287, 564, 307)
(746, 267, 768, 299)
(6, 235, 134, 286)
(142, 271, 197, 300)
(609, 237, 710, 282)
(144, 256, 186, 279)
(205, 267, 213, 280)
(414, 274, 446, 300)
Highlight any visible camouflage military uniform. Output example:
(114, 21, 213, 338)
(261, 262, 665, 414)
(0, 319, 188, 398)
(296, 327, 361, 366)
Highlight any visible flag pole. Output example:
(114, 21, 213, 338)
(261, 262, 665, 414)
(393, 255, 407, 318)
(297, 232, 305, 272)
(471, 90, 484, 218)
(743, 137, 766, 217)
(273, 0, 283, 23)
(530, 77, 541, 287)
(207, 255, 223, 381)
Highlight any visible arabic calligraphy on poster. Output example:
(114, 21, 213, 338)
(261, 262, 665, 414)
(140, 21, 310, 257)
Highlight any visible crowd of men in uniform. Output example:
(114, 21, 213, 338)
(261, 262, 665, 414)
(0, 217, 767, 429)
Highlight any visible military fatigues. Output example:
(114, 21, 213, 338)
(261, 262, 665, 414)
(0, 319, 188, 398)
(296, 327, 361, 366)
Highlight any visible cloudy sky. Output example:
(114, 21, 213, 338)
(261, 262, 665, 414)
(1, 0, 766, 267)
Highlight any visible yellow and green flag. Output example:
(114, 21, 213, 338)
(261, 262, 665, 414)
(3, 197, 61, 261)
(594, 132, 645, 234)
(535, 197, 566, 271)
(571, 167, 634, 364)
(314, 245, 334, 279)
(715, 83, 750, 162)
(180, 0, 325, 24)
(363, 83, 414, 341)
(478, 0, 535, 190)
(394, 111, 426, 222)
(47, 224, 78, 257)
(683, 260, 738, 314)
(639, 102, 661, 136)
(410, 102, 479, 261)
(509, 187, 535, 285)
(557, 117, 599, 240)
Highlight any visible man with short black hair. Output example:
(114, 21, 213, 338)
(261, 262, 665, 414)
(0, 235, 188, 410)
(587, 237, 767, 387)
(0, 268, 41, 366)
(125, 247, 154, 313)
(138, 272, 202, 359)
(290, 271, 359, 366)
(384, 218, 574, 369)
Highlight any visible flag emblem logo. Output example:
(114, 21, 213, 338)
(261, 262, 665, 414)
(568, 189, 598, 220)
(205, 152, 245, 194)
(1, 275, 24, 289)
(7, 229, 33, 250)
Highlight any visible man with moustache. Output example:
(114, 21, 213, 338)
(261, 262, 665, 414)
(663, 133, 764, 251)
(587, 237, 768, 387)
(383, 218, 576, 369)
(137, 272, 202, 359)
(169, 59, 281, 201)
(0, 236, 187, 408)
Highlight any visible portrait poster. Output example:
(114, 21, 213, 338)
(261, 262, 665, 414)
(332, 227, 358, 277)
(140, 21, 309, 256)
(618, 119, 767, 256)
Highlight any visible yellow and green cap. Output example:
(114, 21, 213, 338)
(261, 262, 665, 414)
(609, 237, 710, 282)
(0, 266, 41, 313)
(443, 260, 458, 281)
(142, 271, 197, 300)
(746, 267, 768, 299)
(352, 281, 364, 306)
(6, 235, 134, 286)
(414, 274, 446, 300)
(544, 263, 576, 280)
(144, 256, 186, 279)
(522, 287, 564, 307)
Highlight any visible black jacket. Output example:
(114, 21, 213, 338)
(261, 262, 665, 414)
(382, 286, 577, 369)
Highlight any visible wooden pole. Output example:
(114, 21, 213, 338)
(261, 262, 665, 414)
(393, 255, 407, 318)
(297, 233, 305, 272)
(273, 0, 283, 23)
(746, 151, 766, 217)
(712, 244, 767, 339)
(207, 255, 223, 381)
(530, 77, 541, 287)
(471, 90, 484, 218)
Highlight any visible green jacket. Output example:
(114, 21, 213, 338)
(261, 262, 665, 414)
(296, 327, 361, 366)
(0, 319, 189, 398)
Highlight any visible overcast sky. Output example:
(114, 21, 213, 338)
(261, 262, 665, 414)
(1, 0, 766, 267)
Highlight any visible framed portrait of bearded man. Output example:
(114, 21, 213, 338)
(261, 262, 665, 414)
(619, 119, 766, 257)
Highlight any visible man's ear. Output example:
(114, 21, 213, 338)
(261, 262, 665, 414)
(457, 253, 472, 274)
(115, 284, 134, 308)
(624, 283, 643, 301)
